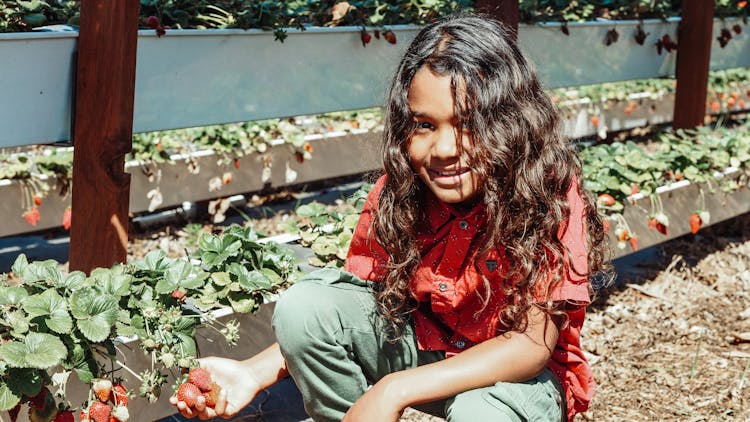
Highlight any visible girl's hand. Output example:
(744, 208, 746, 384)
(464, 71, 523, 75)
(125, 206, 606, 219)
(169, 356, 262, 420)
(342, 376, 405, 422)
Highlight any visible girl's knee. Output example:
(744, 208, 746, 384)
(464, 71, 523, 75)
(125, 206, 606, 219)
(272, 270, 376, 351)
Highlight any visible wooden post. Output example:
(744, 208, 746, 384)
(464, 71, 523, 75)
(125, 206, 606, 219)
(673, 0, 715, 129)
(69, 0, 140, 273)
(476, 0, 519, 39)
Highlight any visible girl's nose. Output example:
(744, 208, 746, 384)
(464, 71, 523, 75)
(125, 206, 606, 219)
(433, 129, 460, 158)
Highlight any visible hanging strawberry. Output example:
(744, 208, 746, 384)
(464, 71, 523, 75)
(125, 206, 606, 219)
(360, 29, 372, 47)
(604, 28, 619, 46)
(23, 207, 40, 227)
(634, 24, 649, 45)
(654, 212, 669, 235)
(689, 213, 702, 234)
(62, 206, 72, 230)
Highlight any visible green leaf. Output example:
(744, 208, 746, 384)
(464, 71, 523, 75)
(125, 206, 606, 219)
(6, 369, 42, 397)
(10, 255, 28, 277)
(90, 266, 131, 297)
(70, 290, 118, 342)
(21, 260, 63, 285)
(0, 287, 28, 307)
(61, 271, 87, 290)
(174, 333, 196, 357)
(211, 272, 232, 287)
(0, 380, 21, 412)
(228, 294, 257, 314)
(231, 264, 273, 291)
(0, 333, 67, 369)
(23, 289, 73, 334)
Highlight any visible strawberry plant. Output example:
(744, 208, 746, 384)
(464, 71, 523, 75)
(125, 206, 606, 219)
(0, 225, 300, 416)
(288, 183, 371, 268)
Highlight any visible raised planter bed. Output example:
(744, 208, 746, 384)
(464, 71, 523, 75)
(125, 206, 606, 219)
(0, 129, 382, 238)
(4, 18, 748, 147)
(609, 168, 750, 259)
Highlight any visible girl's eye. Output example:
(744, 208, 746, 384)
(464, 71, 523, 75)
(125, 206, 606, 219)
(414, 121, 434, 131)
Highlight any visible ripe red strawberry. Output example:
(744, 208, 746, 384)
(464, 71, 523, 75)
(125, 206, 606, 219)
(689, 213, 702, 234)
(62, 207, 72, 230)
(656, 222, 668, 235)
(188, 367, 213, 392)
(54, 410, 74, 422)
(647, 217, 657, 231)
(360, 30, 371, 46)
(590, 115, 600, 127)
(295, 151, 304, 163)
(222, 173, 232, 184)
(596, 193, 615, 207)
(23, 207, 41, 227)
(234, 158, 241, 169)
(383, 30, 397, 44)
(711, 101, 721, 113)
(304, 142, 313, 153)
(30, 388, 48, 410)
(374, 29, 380, 39)
(88, 402, 111, 422)
(146, 16, 160, 29)
(171, 290, 185, 302)
(177, 383, 202, 408)
(33, 195, 42, 206)
(110, 384, 129, 407)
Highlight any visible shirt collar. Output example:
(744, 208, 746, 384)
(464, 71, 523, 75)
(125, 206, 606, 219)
(424, 190, 486, 232)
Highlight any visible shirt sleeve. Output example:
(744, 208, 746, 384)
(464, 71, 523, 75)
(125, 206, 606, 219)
(542, 178, 592, 304)
(344, 175, 389, 281)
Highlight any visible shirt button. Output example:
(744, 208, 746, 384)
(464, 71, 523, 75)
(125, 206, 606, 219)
(458, 220, 469, 230)
(438, 283, 448, 292)
(455, 340, 466, 349)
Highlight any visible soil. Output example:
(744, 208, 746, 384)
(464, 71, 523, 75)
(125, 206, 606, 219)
(126, 193, 750, 422)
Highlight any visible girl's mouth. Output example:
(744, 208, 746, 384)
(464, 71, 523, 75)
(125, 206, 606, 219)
(428, 167, 471, 184)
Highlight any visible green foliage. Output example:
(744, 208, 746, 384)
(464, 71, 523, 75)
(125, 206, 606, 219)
(0, 226, 300, 410)
(581, 120, 750, 211)
(3, 0, 747, 33)
(292, 183, 372, 268)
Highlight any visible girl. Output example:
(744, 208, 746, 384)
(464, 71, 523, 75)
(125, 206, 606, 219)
(171, 13, 610, 422)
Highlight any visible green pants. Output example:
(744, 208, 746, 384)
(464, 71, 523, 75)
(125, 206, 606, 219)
(272, 268, 565, 422)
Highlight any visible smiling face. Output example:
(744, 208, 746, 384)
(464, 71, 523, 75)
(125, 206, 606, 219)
(407, 67, 481, 205)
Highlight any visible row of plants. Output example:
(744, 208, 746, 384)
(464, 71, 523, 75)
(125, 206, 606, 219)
(0, 224, 300, 421)
(1, 0, 747, 35)
(288, 117, 750, 268)
(3, 67, 749, 230)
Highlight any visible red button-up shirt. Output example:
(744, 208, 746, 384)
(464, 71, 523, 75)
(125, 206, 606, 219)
(345, 175, 594, 420)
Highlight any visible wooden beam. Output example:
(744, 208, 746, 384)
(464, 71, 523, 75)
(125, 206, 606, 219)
(69, 0, 140, 273)
(476, 0, 519, 39)
(673, 0, 715, 129)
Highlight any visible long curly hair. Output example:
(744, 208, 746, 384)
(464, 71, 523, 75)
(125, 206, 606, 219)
(372, 14, 612, 340)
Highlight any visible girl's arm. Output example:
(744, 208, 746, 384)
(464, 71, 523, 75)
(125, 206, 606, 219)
(343, 306, 560, 421)
(171, 343, 289, 419)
